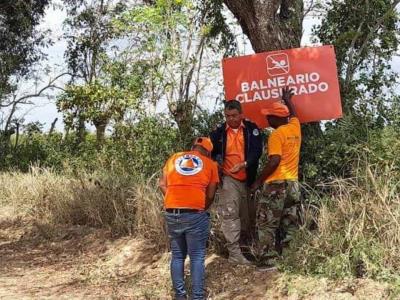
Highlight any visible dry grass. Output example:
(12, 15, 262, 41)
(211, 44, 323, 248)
(2, 163, 400, 284)
(285, 164, 400, 281)
(0, 167, 168, 247)
(264, 273, 394, 299)
(2, 165, 400, 298)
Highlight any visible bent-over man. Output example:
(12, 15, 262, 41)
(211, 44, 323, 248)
(159, 137, 219, 300)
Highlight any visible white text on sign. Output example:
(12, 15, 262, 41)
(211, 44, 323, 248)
(236, 72, 329, 103)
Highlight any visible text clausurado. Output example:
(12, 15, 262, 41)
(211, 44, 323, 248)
(236, 72, 328, 103)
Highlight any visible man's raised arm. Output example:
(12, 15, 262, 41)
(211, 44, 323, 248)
(282, 87, 296, 118)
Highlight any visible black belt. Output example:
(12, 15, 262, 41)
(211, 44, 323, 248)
(165, 208, 202, 214)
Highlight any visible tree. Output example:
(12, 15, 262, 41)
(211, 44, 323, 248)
(0, 72, 68, 148)
(24, 121, 44, 135)
(117, 0, 234, 145)
(0, 0, 57, 150)
(315, 0, 400, 122)
(299, 0, 400, 182)
(0, 0, 50, 100)
(61, 0, 126, 144)
(57, 61, 146, 147)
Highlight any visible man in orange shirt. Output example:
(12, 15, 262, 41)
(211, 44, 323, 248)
(210, 100, 263, 265)
(251, 87, 301, 262)
(159, 137, 219, 300)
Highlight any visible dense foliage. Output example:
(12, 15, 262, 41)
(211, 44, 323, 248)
(301, 0, 400, 184)
(0, 0, 50, 99)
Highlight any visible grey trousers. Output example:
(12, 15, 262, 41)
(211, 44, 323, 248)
(218, 176, 251, 248)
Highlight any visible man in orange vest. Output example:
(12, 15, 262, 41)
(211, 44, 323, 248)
(251, 87, 301, 263)
(210, 100, 263, 265)
(159, 137, 219, 300)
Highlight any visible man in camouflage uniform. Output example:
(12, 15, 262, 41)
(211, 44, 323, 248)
(251, 87, 301, 262)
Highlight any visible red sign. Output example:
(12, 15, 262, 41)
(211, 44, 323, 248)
(222, 45, 342, 128)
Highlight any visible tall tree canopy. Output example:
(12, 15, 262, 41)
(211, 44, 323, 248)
(0, 0, 50, 100)
(316, 0, 400, 123)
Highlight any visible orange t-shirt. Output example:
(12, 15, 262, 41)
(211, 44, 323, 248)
(163, 151, 219, 210)
(266, 117, 301, 183)
(222, 125, 246, 181)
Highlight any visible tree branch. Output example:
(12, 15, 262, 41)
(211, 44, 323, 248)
(0, 72, 70, 108)
(344, 0, 400, 91)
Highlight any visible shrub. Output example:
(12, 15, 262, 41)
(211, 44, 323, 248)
(284, 164, 400, 282)
(301, 119, 400, 187)
(0, 114, 180, 178)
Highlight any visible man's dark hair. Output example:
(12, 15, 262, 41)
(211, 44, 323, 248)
(224, 100, 242, 113)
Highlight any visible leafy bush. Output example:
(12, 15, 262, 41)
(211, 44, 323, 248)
(301, 118, 400, 187)
(111, 115, 180, 177)
(0, 114, 180, 178)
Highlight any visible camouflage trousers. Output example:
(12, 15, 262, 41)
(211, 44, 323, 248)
(256, 180, 300, 257)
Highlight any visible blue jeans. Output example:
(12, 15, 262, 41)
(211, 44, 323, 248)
(164, 211, 210, 300)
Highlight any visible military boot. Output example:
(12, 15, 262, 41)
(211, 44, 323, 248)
(227, 244, 252, 265)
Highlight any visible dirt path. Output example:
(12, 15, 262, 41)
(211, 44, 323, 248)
(0, 205, 274, 299)
(0, 206, 113, 299)
(0, 206, 394, 299)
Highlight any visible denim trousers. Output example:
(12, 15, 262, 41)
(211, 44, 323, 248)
(164, 211, 210, 300)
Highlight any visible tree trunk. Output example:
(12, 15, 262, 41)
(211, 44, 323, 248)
(64, 126, 70, 143)
(48, 118, 58, 136)
(77, 115, 86, 144)
(14, 122, 20, 149)
(94, 118, 108, 149)
(169, 101, 194, 148)
(223, 0, 304, 52)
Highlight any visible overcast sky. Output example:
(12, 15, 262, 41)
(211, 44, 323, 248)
(18, 4, 400, 132)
